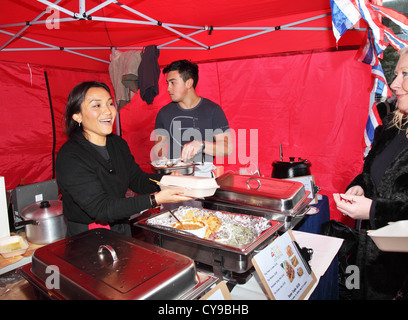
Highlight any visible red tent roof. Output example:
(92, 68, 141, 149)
(0, 0, 365, 70)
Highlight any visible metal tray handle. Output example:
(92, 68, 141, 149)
(98, 245, 118, 262)
(246, 177, 261, 190)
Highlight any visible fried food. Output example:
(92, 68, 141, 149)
(182, 213, 222, 239)
(281, 260, 295, 283)
(290, 255, 299, 267)
(286, 245, 293, 257)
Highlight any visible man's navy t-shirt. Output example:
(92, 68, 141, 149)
(154, 97, 229, 162)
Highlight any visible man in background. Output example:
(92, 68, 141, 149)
(154, 59, 232, 177)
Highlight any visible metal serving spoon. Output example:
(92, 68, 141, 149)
(168, 208, 184, 229)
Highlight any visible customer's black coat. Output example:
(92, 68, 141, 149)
(56, 131, 161, 236)
(348, 113, 408, 228)
(346, 113, 408, 299)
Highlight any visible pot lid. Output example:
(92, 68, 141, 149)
(273, 157, 311, 165)
(21, 200, 63, 220)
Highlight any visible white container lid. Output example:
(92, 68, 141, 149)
(160, 175, 219, 189)
(368, 220, 408, 252)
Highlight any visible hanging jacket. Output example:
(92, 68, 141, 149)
(138, 45, 160, 104)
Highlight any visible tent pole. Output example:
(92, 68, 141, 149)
(0, 29, 110, 63)
(90, 16, 156, 26)
(211, 28, 276, 49)
(158, 30, 206, 48)
(211, 12, 332, 49)
(36, 0, 76, 18)
(0, 0, 62, 51)
(79, 0, 86, 16)
(87, 0, 117, 15)
(115, 111, 121, 136)
(0, 17, 76, 29)
(161, 24, 209, 49)
(115, 3, 209, 48)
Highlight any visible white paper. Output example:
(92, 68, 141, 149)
(292, 230, 343, 277)
(0, 177, 10, 238)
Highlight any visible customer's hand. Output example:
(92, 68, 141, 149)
(333, 193, 372, 220)
(345, 185, 364, 196)
(155, 187, 194, 205)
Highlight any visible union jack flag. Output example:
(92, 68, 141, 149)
(330, 0, 408, 154)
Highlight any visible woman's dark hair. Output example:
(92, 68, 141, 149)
(64, 81, 111, 138)
(163, 59, 199, 88)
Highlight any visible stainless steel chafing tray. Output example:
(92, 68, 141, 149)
(19, 229, 217, 300)
(209, 172, 310, 215)
(134, 206, 284, 278)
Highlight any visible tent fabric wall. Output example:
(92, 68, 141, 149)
(120, 49, 372, 224)
(0, 62, 51, 187)
(0, 61, 111, 189)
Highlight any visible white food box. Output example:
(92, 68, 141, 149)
(0, 235, 29, 258)
(159, 175, 219, 198)
(368, 220, 408, 252)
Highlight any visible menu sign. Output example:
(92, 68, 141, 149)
(252, 230, 316, 300)
(200, 281, 232, 300)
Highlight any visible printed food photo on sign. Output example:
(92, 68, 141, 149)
(291, 255, 299, 268)
(281, 260, 295, 283)
(286, 245, 293, 257)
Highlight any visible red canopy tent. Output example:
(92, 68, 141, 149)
(0, 0, 365, 69)
(0, 0, 375, 223)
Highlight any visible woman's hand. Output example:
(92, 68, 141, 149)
(333, 193, 372, 220)
(154, 187, 193, 205)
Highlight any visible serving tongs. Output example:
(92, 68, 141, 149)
(168, 208, 184, 229)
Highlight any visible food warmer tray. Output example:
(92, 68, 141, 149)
(134, 207, 284, 279)
(212, 172, 309, 212)
(19, 229, 217, 300)
(207, 172, 312, 219)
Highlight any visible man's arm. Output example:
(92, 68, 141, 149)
(206, 131, 233, 157)
(181, 131, 232, 161)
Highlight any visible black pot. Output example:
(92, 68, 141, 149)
(272, 157, 311, 179)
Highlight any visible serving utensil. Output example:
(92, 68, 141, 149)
(168, 208, 184, 229)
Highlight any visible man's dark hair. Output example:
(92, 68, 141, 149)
(163, 59, 199, 88)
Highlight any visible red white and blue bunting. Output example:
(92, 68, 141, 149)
(330, 0, 408, 154)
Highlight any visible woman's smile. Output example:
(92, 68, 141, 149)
(74, 87, 117, 145)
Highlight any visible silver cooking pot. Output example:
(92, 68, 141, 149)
(15, 200, 66, 244)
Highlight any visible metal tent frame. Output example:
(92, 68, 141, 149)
(0, 0, 336, 65)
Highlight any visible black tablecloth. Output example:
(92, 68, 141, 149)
(295, 195, 339, 300)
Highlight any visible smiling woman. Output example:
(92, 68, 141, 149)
(72, 86, 117, 146)
(55, 81, 193, 237)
